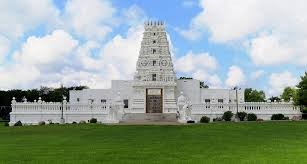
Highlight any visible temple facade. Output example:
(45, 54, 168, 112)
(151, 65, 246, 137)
(9, 21, 301, 125)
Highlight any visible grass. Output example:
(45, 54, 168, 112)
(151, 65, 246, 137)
(1, 122, 307, 164)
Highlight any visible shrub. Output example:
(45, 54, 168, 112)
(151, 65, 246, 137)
(38, 121, 45, 125)
(4, 122, 9, 126)
(187, 120, 195, 123)
(200, 116, 210, 123)
(213, 117, 223, 122)
(79, 120, 86, 124)
(284, 116, 289, 120)
(222, 111, 233, 121)
(14, 121, 22, 126)
(256, 119, 264, 122)
(271, 114, 285, 120)
(247, 113, 257, 121)
(237, 112, 247, 121)
(72, 121, 77, 124)
(90, 118, 97, 123)
(302, 108, 307, 120)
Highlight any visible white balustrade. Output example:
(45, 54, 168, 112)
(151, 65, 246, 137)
(191, 101, 301, 120)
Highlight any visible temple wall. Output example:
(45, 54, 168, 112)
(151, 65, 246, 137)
(176, 79, 201, 104)
(70, 89, 112, 103)
(176, 79, 244, 104)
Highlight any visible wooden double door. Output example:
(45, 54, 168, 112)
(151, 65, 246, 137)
(146, 88, 163, 113)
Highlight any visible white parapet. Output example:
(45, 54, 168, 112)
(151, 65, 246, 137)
(190, 102, 301, 121)
(10, 99, 111, 125)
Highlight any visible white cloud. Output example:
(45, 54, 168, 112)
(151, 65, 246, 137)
(99, 25, 144, 80)
(268, 71, 299, 96)
(63, 0, 116, 40)
(225, 65, 245, 88)
(0, 25, 144, 90)
(0, 64, 40, 89)
(122, 5, 147, 26)
(0, 35, 10, 63)
(251, 70, 265, 80)
(0, 0, 59, 39)
(174, 51, 217, 73)
(192, 70, 222, 88)
(75, 41, 102, 71)
(175, 51, 221, 88)
(0, 0, 149, 90)
(13, 30, 78, 66)
(180, 0, 307, 66)
(249, 33, 307, 65)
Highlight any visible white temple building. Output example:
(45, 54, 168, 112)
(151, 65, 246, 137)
(9, 21, 301, 125)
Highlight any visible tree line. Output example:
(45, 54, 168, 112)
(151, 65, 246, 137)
(0, 86, 88, 120)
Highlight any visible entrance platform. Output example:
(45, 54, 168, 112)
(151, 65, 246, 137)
(121, 113, 177, 123)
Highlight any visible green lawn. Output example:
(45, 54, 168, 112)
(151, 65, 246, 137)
(1, 122, 307, 164)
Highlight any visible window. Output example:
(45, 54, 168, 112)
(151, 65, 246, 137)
(152, 49, 156, 54)
(153, 40, 156, 44)
(153, 60, 156, 66)
(77, 98, 80, 102)
(152, 74, 157, 81)
(123, 99, 128, 108)
(101, 99, 106, 103)
(153, 32, 156, 36)
(205, 99, 210, 103)
(218, 99, 223, 103)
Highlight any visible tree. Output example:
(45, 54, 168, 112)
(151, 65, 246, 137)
(179, 77, 193, 80)
(222, 111, 233, 121)
(200, 81, 209, 88)
(237, 112, 247, 121)
(244, 88, 266, 102)
(296, 72, 307, 108)
(269, 96, 281, 102)
(281, 87, 297, 102)
(0, 85, 89, 120)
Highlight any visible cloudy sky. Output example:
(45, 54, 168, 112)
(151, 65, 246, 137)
(0, 0, 306, 97)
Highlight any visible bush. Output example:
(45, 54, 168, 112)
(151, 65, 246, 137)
(247, 113, 257, 121)
(271, 114, 285, 120)
(213, 117, 223, 122)
(237, 112, 247, 121)
(302, 108, 307, 120)
(284, 116, 289, 120)
(72, 121, 77, 124)
(187, 120, 195, 123)
(79, 120, 86, 124)
(38, 121, 45, 125)
(90, 118, 97, 123)
(4, 122, 9, 126)
(256, 119, 264, 122)
(14, 121, 22, 126)
(200, 116, 210, 123)
(222, 111, 233, 121)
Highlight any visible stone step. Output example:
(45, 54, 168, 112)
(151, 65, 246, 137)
(121, 113, 177, 123)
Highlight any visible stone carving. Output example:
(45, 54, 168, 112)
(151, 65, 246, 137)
(177, 92, 193, 122)
(108, 92, 124, 123)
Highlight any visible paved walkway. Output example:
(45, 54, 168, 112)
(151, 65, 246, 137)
(111, 121, 186, 125)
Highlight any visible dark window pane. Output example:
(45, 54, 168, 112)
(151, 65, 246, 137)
(123, 99, 128, 108)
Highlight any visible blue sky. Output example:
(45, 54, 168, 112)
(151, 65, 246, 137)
(0, 0, 306, 97)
